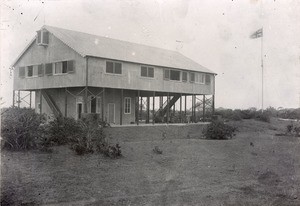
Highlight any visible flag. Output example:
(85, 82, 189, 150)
(250, 28, 263, 39)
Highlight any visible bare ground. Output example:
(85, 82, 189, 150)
(1, 119, 300, 205)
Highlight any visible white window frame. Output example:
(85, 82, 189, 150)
(141, 66, 154, 78)
(124, 97, 131, 114)
(105, 60, 122, 75)
(26, 66, 34, 78)
(195, 73, 205, 84)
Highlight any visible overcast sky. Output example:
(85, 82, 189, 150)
(1, 0, 299, 109)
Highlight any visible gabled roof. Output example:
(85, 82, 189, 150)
(12, 25, 216, 74)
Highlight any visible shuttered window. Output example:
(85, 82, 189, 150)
(45, 63, 53, 75)
(62, 61, 68, 73)
(37, 30, 49, 45)
(38, 64, 44, 76)
(106, 61, 122, 74)
(27, 66, 33, 77)
(19, 67, 25, 78)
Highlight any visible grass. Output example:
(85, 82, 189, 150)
(1, 119, 300, 205)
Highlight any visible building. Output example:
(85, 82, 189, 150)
(12, 25, 216, 125)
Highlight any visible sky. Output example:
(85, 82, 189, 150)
(1, 0, 299, 109)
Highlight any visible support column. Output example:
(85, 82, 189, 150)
(120, 89, 123, 125)
(29, 91, 32, 108)
(136, 90, 140, 125)
(18, 91, 20, 108)
(12, 90, 15, 107)
(203, 95, 206, 121)
(146, 96, 150, 123)
(102, 88, 105, 121)
(39, 90, 42, 114)
(184, 95, 187, 116)
(140, 96, 143, 121)
(65, 88, 68, 117)
(212, 95, 215, 115)
(152, 91, 155, 124)
(84, 57, 89, 113)
(180, 94, 182, 123)
(166, 93, 170, 124)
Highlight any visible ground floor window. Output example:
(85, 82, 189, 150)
(124, 97, 131, 114)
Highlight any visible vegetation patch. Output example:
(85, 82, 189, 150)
(203, 120, 237, 140)
(1, 107, 46, 151)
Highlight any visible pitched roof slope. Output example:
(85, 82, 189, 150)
(15, 25, 216, 74)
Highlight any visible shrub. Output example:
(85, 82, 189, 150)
(1, 107, 45, 150)
(256, 112, 271, 123)
(203, 120, 237, 140)
(47, 116, 82, 145)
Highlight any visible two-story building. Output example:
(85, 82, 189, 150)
(12, 25, 216, 125)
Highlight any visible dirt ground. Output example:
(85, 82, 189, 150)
(1, 119, 300, 205)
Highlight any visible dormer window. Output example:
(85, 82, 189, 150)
(36, 29, 49, 46)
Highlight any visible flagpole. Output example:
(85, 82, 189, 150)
(261, 27, 264, 113)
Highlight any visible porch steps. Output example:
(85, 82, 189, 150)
(155, 94, 181, 119)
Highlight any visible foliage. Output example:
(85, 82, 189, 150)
(256, 111, 271, 123)
(1, 107, 46, 150)
(203, 120, 237, 140)
(286, 122, 300, 137)
(47, 116, 82, 145)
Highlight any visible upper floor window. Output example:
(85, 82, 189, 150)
(27, 66, 33, 77)
(124, 97, 131, 114)
(164, 69, 181, 81)
(36, 30, 49, 46)
(195, 73, 205, 84)
(19, 61, 75, 78)
(141, 66, 154, 78)
(190, 72, 195, 83)
(205, 74, 211, 84)
(182, 71, 188, 82)
(106, 61, 122, 74)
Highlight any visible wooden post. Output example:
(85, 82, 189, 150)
(146, 96, 150, 123)
(212, 95, 215, 115)
(120, 89, 123, 125)
(65, 88, 68, 117)
(12, 90, 15, 107)
(102, 88, 105, 121)
(140, 96, 143, 121)
(40, 90, 42, 114)
(185, 95, 187, 116)
(203, 95, 206, 121)
(159, 96, 163, 108)
(18, 91, 20, 108)
(29, 91, 32, 108)
(166, 93, 170, 124)
(152, 91, 155, 124)
(137, 90, 140, 125)
(180, 94, 182, 123)
(84, 57, 89, 113)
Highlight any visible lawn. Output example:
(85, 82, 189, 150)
(1, 119, 300, 205)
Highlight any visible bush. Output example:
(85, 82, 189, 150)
(1, 107, 46, 150)
(256, 111, 271, 123)
(47, 116, 82, 145)
(203, 120, 237, 140)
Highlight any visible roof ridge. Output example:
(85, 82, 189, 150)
(43, 25, 180, 55)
